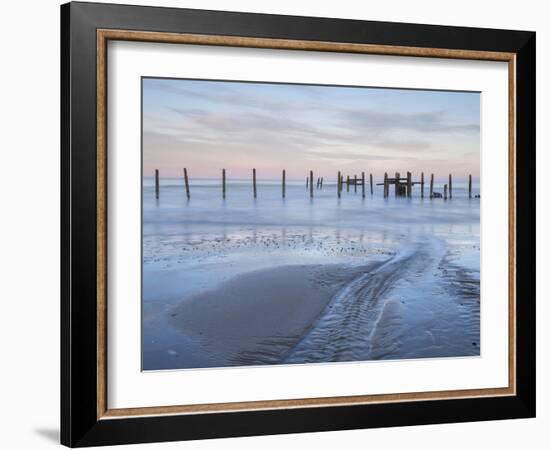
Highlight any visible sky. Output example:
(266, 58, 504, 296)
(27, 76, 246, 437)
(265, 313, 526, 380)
(142, 78, 480, 182)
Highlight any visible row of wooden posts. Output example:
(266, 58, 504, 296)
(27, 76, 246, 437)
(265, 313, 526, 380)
(154, 169, 475, 200)
(334, 171, 374, 199)
(378, 171, 464, 200)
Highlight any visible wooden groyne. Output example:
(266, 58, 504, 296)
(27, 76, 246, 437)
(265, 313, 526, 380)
(340, 172, 374, 197)
(155, 169, 159, 199)
(222, 168, 226, 199)
(184, 168, 190, 199)
(253, 168, 257, 198)
(370, 173, 374, 195)
(152, 169, 477, 201)
(377, 173, 422, 197)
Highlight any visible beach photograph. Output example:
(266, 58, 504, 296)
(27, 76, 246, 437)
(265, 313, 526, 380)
(142, 78, 481, 371)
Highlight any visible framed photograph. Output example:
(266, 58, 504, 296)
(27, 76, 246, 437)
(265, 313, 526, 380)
(61, 1, 535, 447)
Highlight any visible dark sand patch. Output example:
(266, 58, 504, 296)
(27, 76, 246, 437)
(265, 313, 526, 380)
(169, 263, 370, 366)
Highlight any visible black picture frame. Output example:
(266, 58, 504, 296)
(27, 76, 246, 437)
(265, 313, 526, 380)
(61, 1, 535, 447)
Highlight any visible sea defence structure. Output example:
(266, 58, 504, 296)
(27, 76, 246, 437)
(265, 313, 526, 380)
(152, 169, 477, 201)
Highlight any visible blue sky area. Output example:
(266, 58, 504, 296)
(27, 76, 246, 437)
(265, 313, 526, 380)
(143, 78, 480, 181)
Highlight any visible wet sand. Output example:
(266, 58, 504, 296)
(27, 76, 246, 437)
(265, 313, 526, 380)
(170, 263, 374, 367)
(160, 238, 480, 369)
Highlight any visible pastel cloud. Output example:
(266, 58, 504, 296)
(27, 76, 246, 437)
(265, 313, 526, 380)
(143, 78, 480, 182)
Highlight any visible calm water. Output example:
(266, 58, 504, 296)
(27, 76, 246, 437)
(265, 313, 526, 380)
(143, 177, 479, 237)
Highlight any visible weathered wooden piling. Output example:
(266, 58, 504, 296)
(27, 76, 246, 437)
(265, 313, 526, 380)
(370, 173, 373, 195)
(361, 172, 365, 198)
(306, 176, 309, 189)
(337, 171, 341, 198)
(395, 172, 400, 197)
(444, 184, 448, 200)
(430, 173, 434, 198)
(282, 169, 286, 199)
(253, 168, 257, 198)
(155, 169, 159, 199)
(448, 174, 452, 199)
(354, 175, 358, 193)
(222, 168, 226, 199)
(320, 177, 323, 188)
(310, 171, 314, 198)
(317, 177, 320, 189)
(407, 171, 412, 197)
(469, 174, 472, 198)
(347, 175, 350, 192)
(384, 172, 388, 198)
(183, 167, 190, 200)
(421, 172, 425, 198)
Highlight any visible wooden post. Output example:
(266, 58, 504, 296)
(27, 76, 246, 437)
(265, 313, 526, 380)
(449, 174, 452, 199)
(183, 168, 190, 200)
(395, 172, 400, 197)
(347, 175, 350, 192)
(155, 169, 159, 199)
(469, 174, 472, 198)
(444, 184, 448, 200)
(306, 176, 308, 189)
(384, 172, 388, 198)
(222, 168, 226, 199)
(430, 173, 434, 198)
(282, 169, 286, 199)
(361, 172, 365, 198)
(337, 171, 341, 198)
(354, 175, 357, 193)
(317, 177, 320, 189)
(421, 172, 425, 198)
(407, 171, 412, 197)
(310, 171, 314, 198)
(253, 168, 257, 198)
(320, 177, 323, 188)
(370, 173, 373, 195)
